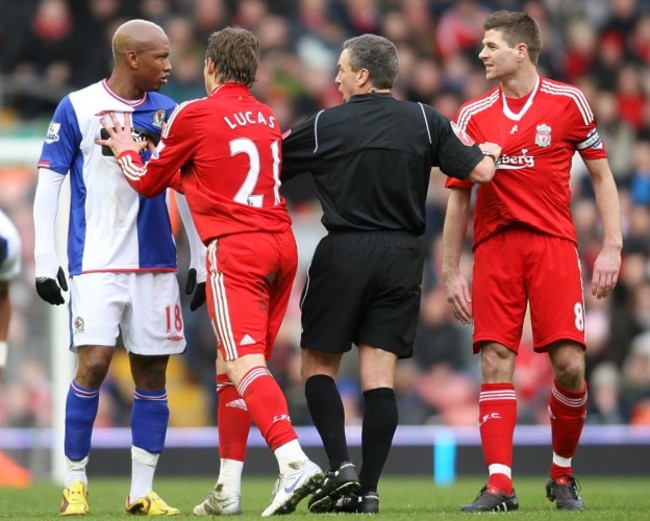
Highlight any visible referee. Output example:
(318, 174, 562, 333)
(281, 33, 501, 514)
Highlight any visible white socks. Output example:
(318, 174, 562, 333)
(65, 456, 89, 487)
(273, 439, 308, 473)
(216, 458, 244, 496)
(129, 446, 159, 502)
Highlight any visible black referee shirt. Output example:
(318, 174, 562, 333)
(281, 92, 484, 236)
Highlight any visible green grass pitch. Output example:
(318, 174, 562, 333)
(1, 476, 650, 519)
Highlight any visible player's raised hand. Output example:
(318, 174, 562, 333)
(96, 112, 147, 157)
(35, 266, 68, 305)
(185, 268, 206, 311)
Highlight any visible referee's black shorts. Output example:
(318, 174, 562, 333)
(299, 230, 424, 359)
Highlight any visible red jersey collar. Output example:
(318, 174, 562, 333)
(209, 83, 250, 97)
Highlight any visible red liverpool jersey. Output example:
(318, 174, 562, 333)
(120, 83, 291, 243)
(446, 77, 607, 248)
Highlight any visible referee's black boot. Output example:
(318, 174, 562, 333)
(334, 491, 379, 514)
(308, 461, 360, 513)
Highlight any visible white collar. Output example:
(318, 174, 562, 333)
(501, 75, 540, 121)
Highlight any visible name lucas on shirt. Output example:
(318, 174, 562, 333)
(224, 111, 276, 130)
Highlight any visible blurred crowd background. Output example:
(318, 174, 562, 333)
(1, 0, 650, 438)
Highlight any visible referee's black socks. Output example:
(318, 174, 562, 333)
(305, 374, 351, 470)
(360, 387, 398, 494)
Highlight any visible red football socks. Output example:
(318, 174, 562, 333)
(479, 383, 517, 495)
(217, 374, 250, 461)
(549, 380, 587, 479)
(237, 366, 297, 451)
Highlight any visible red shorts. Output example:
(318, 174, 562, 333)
(205, 230, 298, 361)
(472, 227, 586, 353)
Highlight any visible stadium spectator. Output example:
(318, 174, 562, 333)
(393, 359, 432, 425)
(32, 19, 206, 516)
(600, 0, 641, 47)
(630, 13, 650, 64)
(434, 0, 490, 62)
(624, 204, 650, 255)
(96, 26, 324, 518)
(159, 15, 206, 103)
(629, 141, 650, 206)
(7, 0, 76, 119)
(442, 10, 622, 512)
(587, 362, 625, 424)
(281, 33, 500, 514)
(621, 330, 650, 423)
(614, 64, 646, 131)
(588, 31, 626, 92)
(590, 90, 635, 182)
(416, 363, 478, 426)
(186, 0, 229, 44)
(603, 251, 649, 370)
(68, 0, 126, 87)
(561, 17, 597, 84)
(413, 287, 468, 372)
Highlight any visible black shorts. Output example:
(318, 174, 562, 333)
(300, 231, 424, 358)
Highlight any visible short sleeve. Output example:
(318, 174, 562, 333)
(37, 96, 82, 174)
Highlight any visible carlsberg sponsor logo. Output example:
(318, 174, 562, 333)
(498, 149, 535, 169)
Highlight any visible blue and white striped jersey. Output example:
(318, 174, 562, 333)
(38, 80, 177, 275)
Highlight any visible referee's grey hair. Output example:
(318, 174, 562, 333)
(343, 34, 398, 89)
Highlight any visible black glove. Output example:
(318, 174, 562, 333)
(185, 268, 206, 311)
(35, 266, 68, 305)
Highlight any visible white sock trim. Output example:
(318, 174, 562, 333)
(132, 446, 159, 467)
(65, 456, 89, 487)
(488, 463, 512, 479)
(552, 453, 572, 467)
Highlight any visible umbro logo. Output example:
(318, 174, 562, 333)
(240, 334, 256, 346)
